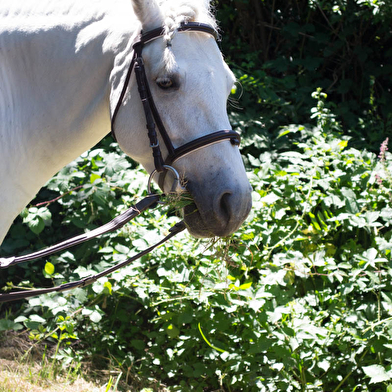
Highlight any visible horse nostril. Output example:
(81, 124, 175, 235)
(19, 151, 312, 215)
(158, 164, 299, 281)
(219, 191, 233, 222)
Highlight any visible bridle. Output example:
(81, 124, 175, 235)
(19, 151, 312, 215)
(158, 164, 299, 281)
(110, 21, 241, 192)
(0, 22, 241, 303)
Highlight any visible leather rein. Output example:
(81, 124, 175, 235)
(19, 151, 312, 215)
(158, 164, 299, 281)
(0, 195, 186, 303)
(0, 22, 240, 303)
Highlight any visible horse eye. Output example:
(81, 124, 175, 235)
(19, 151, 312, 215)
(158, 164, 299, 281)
(156, 78, 174, 90)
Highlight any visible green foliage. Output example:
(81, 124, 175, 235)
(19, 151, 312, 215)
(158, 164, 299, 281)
(216, 0, 392, 150)
(1, 91, 392, 390)
(21, 207, 52, 235)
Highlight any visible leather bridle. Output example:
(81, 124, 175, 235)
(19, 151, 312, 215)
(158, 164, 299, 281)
(0, 22, 241, 303)
(110, 21, 241, 192)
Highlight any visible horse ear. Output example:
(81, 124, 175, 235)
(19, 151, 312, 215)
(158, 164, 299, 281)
(131, 0, 162, 30)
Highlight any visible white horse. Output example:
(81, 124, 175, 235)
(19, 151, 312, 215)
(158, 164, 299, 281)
(0, 0, 252, 244)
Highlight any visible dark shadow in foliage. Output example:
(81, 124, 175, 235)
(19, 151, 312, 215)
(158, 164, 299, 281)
(216, 0, 392, 151)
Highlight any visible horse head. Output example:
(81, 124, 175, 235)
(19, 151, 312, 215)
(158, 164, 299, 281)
(111, 0, 252, 238)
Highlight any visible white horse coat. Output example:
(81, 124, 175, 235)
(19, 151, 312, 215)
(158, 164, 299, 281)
(0, 0, 252, 244)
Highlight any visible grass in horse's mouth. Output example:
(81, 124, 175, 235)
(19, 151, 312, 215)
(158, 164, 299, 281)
(165, 174, 195, 211)
(166, 191, 237, 262)
(166, 192, 195, 212)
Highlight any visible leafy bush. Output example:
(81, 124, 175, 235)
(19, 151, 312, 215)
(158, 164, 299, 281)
(1, 91, 392, 391)
(216, 0, 392, 150)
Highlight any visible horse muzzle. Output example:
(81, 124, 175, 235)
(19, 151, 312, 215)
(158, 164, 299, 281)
(176, 172, 252, 238)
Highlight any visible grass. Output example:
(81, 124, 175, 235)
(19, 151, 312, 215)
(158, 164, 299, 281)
(0, 331, 123, 392)
(0, 361, 104, 392)
(0, 357, 112, 392)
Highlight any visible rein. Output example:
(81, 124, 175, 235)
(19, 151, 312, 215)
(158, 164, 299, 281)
(0, 22, 240, 303)
(0, 194, 186, 303)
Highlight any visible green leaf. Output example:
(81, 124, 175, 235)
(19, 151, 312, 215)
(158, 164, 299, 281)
(248, 299, 265, 312)
(341, 188, 360, 214)
(37, 207, 51, 221)
(24, 314, 46, 330)
(44, 261, 55, 276)
(90, 173, 101, 183)
(27, 217, 45, 234)
(239, 282, 252, 290)
(363, 364, 392, 384)
(103, 281, 112, 295)
(277, 129, 292, 138)
(166, 324, 180, 339)
(14, 316, 28, 323)
(259, 192, 280, 205)
(20, 208, 29, 219)
(131, 339, 146, 350)
(30, 314, 46, 323)
(89, 311, 102, 323)
(0, 319, 23, 332)
(178, 312, 193, 324)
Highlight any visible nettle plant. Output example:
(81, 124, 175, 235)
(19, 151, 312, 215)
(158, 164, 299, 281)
(0, 91, 392, 391)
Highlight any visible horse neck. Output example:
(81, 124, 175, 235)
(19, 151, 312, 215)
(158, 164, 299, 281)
(0, 0, 139, 245)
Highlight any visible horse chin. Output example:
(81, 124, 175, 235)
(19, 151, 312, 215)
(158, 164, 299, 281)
(181, 203, 245, 238)
(182, 206, 215, 238)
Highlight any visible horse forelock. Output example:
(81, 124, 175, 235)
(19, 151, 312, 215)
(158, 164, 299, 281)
(153, 0, 217, 75)
(159, 0, 217, 39)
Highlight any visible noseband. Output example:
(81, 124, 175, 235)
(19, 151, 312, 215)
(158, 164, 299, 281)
(111, 22, 241, 192)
